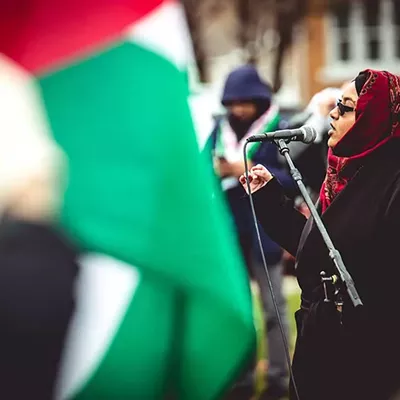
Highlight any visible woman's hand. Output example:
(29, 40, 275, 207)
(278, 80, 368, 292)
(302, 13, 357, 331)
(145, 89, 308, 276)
(239, 164, 274, 194)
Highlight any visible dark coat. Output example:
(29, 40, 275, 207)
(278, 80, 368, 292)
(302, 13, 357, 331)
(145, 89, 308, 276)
(0, 218, 78, 399)
(207, 65, 295, 269)
(251, 138, 400, 400)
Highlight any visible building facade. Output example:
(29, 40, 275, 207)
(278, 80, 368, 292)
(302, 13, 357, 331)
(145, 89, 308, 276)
(304, 0, 400, 104)
(196, 0, 400, 111)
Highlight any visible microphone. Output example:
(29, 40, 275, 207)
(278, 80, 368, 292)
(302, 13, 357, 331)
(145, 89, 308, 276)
(246, 125, 317, 144)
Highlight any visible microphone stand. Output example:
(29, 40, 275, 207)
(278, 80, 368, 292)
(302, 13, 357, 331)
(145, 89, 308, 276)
(275, 139, 363, 308)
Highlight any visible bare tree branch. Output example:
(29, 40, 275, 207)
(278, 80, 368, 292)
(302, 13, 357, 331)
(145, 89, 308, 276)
(182, 0, 344, 89)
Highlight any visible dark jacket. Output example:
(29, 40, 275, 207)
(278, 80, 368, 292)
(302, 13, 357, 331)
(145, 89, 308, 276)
(208, 116, 294, 267)
(208, 65, 295, 268)
(252, 138, 400, 400)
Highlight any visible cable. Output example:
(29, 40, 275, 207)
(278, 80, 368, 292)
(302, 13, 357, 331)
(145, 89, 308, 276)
(243, 142, 300, 400)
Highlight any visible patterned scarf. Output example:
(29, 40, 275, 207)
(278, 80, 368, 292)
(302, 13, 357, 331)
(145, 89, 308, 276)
(215, 103, 280, 163)
(320, 70, 400, 212)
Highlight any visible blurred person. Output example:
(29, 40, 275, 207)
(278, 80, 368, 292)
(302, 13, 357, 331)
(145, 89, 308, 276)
(284, 83, 350, 275)
(289, 86, 342, 143)
(285, 84, 350, 275)
(240, 69, 400, 400)
(302, 82, 350, 142)
(207, 64, 295, 400)
(287, 83, 349, 194)
(0, 68, 77, 400)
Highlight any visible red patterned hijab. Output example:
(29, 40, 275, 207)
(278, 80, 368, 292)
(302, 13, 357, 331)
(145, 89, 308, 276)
(320, 69, 400, 212)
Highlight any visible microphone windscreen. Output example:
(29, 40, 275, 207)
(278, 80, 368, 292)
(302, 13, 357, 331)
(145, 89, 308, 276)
(300, 125, 317, 144)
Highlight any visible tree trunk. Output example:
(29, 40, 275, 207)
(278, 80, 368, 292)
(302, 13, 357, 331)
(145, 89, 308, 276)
(272, 0, 306, 92)
(181, 0, 208, 82)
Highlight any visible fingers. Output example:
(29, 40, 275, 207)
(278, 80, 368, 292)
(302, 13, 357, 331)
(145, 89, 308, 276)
(250, 164, 266, 172)
(239, 173, 253, 185)
(240, 165, 268, 183)
(250, 164, 272, 179)
(240, 164, 272, 190)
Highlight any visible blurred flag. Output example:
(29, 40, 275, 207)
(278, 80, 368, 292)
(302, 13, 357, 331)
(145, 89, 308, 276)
(0, 1, 255, 399)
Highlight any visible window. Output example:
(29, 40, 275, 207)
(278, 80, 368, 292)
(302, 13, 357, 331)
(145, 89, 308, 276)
(321, 0, 400, 81)
(332, 3, 350, 62)
(364, 0, 380, 60)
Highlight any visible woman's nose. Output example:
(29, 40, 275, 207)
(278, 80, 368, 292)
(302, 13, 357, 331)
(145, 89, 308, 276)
(330, 106, 339, 120)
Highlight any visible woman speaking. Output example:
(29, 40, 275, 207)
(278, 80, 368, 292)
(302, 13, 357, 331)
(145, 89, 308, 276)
(240, 69, 400, 400)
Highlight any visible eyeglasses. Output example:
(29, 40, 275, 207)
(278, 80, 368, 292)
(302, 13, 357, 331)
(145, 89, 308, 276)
(336, 99, 355, 116)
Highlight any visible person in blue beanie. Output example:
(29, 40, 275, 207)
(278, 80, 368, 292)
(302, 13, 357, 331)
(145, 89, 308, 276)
(207, 65, 295, 400)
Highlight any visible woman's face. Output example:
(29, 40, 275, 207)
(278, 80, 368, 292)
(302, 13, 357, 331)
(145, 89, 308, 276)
(328, 82, 359, 148)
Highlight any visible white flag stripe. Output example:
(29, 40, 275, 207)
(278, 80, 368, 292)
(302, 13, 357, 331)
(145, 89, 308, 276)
(125, 1, 194, 69)
(55, 253, 140, 400)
